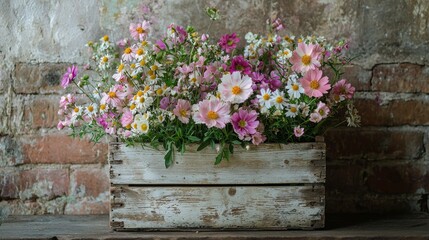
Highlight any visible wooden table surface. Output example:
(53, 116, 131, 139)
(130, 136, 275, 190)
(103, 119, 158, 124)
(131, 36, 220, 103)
(1, 214, 429, 239)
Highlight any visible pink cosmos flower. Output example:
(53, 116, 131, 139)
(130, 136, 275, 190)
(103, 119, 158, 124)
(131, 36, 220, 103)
(300, 69, 331, 98)
(193, 99, 230, 128)
(231, 109, 259, 139)
(331, 79, 355, 102)
(61, 65, 77, 88)
(294, 126, 305, 138)
(129, 21, 151, 41)
(310, 112, 322, 123)
(173, 99, 191, 124)
(290, 42, 321, 73)
(101, 85, 128, 109)
(315, 101, 330, 119)
(218, 33, 240, 53)
(251, 132, 267, 145)
(229, 56, 252, 75)
(120, 109, 133, 127)
(218, 71, 253, 104)
(59, 94, 76, 110)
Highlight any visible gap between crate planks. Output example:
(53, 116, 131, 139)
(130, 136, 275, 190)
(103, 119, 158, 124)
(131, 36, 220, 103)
(109, 137, 326, 231)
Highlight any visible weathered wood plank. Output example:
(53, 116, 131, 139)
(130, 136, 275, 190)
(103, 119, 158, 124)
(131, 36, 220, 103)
(110, 185, 325, 230)
(109, 142, 326, 185)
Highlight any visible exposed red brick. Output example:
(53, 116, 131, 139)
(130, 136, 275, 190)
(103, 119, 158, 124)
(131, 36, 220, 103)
(22, 95, 59, 129)
(19, 168, 69, 200)
(71, 167, 109, 198)
(372, 63, 429, 93)
(366, 164, 429, 194)
(326, 128, 425, 161)
(22, 134, 107, 164)
(355, 98, 429, 126)
(326, 164, 366, 194)
(13, 63, 71, 94)
(0, 171, 19, 199)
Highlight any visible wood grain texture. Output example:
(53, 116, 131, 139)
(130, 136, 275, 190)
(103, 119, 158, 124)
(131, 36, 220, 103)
(109, 142, 326, 185)
(110, 185, 325, 230)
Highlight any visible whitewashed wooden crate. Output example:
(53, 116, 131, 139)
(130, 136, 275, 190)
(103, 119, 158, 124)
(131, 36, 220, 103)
(109, 139, 325, 230)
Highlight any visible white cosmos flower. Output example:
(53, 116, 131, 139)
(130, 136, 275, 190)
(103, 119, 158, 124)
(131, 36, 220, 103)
(218, 71, 253, 104)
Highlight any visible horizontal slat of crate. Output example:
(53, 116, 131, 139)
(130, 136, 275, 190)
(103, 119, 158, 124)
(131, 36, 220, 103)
(110, 185, 324, 230)
(109, 142, 326, 185)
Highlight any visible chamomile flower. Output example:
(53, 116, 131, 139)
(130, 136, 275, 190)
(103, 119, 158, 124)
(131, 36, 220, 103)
(285, 104, 299, 118)
(84, 103, 98, 118)
(286, 79, 305, 99)
(256, 88, 273, 109)
(271, 90, 287, 110)
(99, 55, 112, 70)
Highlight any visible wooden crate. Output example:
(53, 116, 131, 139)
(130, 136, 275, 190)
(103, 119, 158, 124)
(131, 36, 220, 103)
(109, 139, 326, 230)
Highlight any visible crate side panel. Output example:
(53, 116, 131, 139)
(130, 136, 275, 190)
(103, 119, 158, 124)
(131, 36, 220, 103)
(110, 143, 326, 185)
(110, 185, 325, 230)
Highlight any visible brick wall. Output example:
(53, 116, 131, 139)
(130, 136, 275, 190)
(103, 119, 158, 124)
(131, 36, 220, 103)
(0, 0, 428, 215)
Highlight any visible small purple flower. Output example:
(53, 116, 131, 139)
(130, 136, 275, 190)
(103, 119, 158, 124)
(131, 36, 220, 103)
(218, 33, 240, 53)
(267, 71, 282, 91)
(231, 108, 259, 139)
(61, 65, 78, 88)
(229, 56, 252, 75)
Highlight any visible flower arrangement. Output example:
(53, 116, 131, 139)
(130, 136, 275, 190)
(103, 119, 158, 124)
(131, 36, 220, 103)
(58, 8, 360, 167)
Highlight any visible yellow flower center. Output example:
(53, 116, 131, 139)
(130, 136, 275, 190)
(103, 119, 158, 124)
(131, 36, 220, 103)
(310, 80, 320, 90)
(139, 97, 145, 103)
(139, 60, 146, 66)
(102, 56, 109, 63)
(132, 123, 137, 129)
(87, 105, 94, 112)
(231, 86, 242, 95)
(144, 85, 150, 93)
(73, 107, 79, 113)
(124, 48, 132, 54)
(108, 91, 116, 98)
(156, 88, 163, 95)
(180, 109, 187, 117)
(290, 107, 297, 113)
(130, 63, 136, 69)
(117, 64, 124, 72)
(136, 48, 144, 55)
(136, 27, 144, 34)
(276, 96, 283, 103)
(263, 93, 270, 101)
(100, 104, 106, 110)
(125, 124, 131, 129)
(140, 123, 148, 131)
(191, 77, 197, 83)
(130, 104, 136, 110)
(238, 120, 247, 128)
(283, 50, 289, 55)
(137, 90, 143, 97)
(151, 65, 158, 71)
(292, 84, 299, 91)
(207, 111, 218, 120)
(301, 54, 311, 65)
(102, 35, 109, 42)
(141, 41, 148, 46)
(150, 74, 156, 80)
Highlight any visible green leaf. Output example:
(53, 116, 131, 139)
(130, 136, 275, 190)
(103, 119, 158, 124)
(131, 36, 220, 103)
(187, 135, 201, 142)
(214, 151, 223, 165)
(197, 140, 211, 151)
(164, 142, 174, 168)
(232, 140, 241, 145)
(228, 144, 234, 154)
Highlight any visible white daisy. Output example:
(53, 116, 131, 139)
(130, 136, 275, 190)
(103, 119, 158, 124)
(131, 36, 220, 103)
(286, 79, 305, 99)
(256, 88, 273, 109)
(285, 104, 299, 118)
(271, 89, 287, 110)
